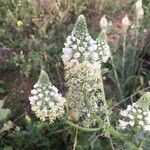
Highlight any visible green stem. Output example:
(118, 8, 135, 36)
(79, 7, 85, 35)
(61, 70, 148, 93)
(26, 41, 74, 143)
(67, 120, 138, 150)
(135, 18, 139, 47)
(106, 126, 138, 150)
(73, 129, 78, 150)
(100, 69, 110, 125)
(66, 121, 101, 132)
(139, 139, 146, 150)
(122, 33, 127, 80)
(110, 50, 123, 100)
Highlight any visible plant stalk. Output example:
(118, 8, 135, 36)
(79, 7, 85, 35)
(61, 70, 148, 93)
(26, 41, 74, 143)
(122, 33, 127, 80)
(110, 50, 123, 100)
(106, 125, 138, 150)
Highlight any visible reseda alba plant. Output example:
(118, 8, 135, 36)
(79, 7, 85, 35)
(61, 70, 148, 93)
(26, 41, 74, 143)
(29, 13, 150, 150)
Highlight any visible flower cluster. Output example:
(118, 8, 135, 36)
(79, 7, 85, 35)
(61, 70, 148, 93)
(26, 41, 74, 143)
(135, 0, 144, 19)
(29, 70, 66, 123)
(65, 62, 103, 127)
(96, 36, 110, 63)
(61, 15, 110, 69)
(119, 102, 150, 131)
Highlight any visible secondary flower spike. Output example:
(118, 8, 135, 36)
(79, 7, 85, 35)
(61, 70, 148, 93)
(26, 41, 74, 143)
(29, 70, 66, 123)
(96, 33, 110, 63)
(118, 92, 150, 131)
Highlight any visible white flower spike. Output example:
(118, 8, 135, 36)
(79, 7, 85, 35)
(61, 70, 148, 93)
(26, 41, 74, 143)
(29, 70, 66, 123)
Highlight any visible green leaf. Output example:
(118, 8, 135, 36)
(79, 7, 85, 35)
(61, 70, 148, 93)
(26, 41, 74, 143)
(0, 100, 4, 109)
(0, 87, 6, 93)
(0, 109, 11, 121)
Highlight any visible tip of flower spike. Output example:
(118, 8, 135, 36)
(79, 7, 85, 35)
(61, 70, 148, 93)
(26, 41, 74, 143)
(38, 69, 50, 86)
(97, 30, 107, 41)
(137, 92, 150, 111)
(73, 15, 88, 38)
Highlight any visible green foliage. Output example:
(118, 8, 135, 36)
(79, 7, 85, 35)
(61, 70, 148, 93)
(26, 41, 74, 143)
(0, 100, 10, 121)
(1, 119, 68, 150)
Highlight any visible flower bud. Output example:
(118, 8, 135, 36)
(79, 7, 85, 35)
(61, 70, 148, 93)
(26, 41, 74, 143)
(122, 14, 130, 32)
(100, 15, 108, 29)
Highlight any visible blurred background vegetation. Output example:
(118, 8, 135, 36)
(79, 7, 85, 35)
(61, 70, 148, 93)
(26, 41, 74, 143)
(0, 0, 149, 149)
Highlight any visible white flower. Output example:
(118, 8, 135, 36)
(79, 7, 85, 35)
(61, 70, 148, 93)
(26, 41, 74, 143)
(62, 48, 72, 54)
(38, 93, 44, 98)
(143, 125, 150, 131)
(33, 83, 39, 88)
(78, 47, 85, 52)
(83, 42, 87, 47)
(37, 88, 42, 92)
(137, 109, 142, 113)
(37, 101, 42, 106)
(143, 112, 147, 115)
(132, 102, 138, 108)
(85, 36, 91, 41)
(129, 121, 135, 126)
(147, 111, 150, 117)
(139, 120, 144, 126)
(132, 108, 136, 113)
(91, 52, 99, 61)
(45, 90, 49, 95)
(32, 96, 38, 100)
(45, 97, 49, 102)
(144, 116, 150, 124)
(66, 35, 72, 41)
(31, 89, 38, 95)
(72, 44, 77, 49)
(120, 110, 128, 117)
(42, 107, 48, 113)
(50, 91, 55, 96)
(74, 52, 80, 59)
(72, 36, 76, 42)
(119, 120, 128, 129)
(93, 62, 101, 68)
(51, 86, 59, 93)
(61, 55, 71, 62)
(137, 114, 143, 119)
(77, 39, 81, 45)
(49, 101, 54, 107)
(126, 105, 132, 111)
(42, 87, 46, 90)
(128, 114, 134, 120)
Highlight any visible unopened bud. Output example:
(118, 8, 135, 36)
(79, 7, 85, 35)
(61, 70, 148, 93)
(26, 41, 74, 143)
(100, 15, 108, 29)
(122, 14, 130, 32)
(69, 109, 79, 123)
(108, 21, 113, 27)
